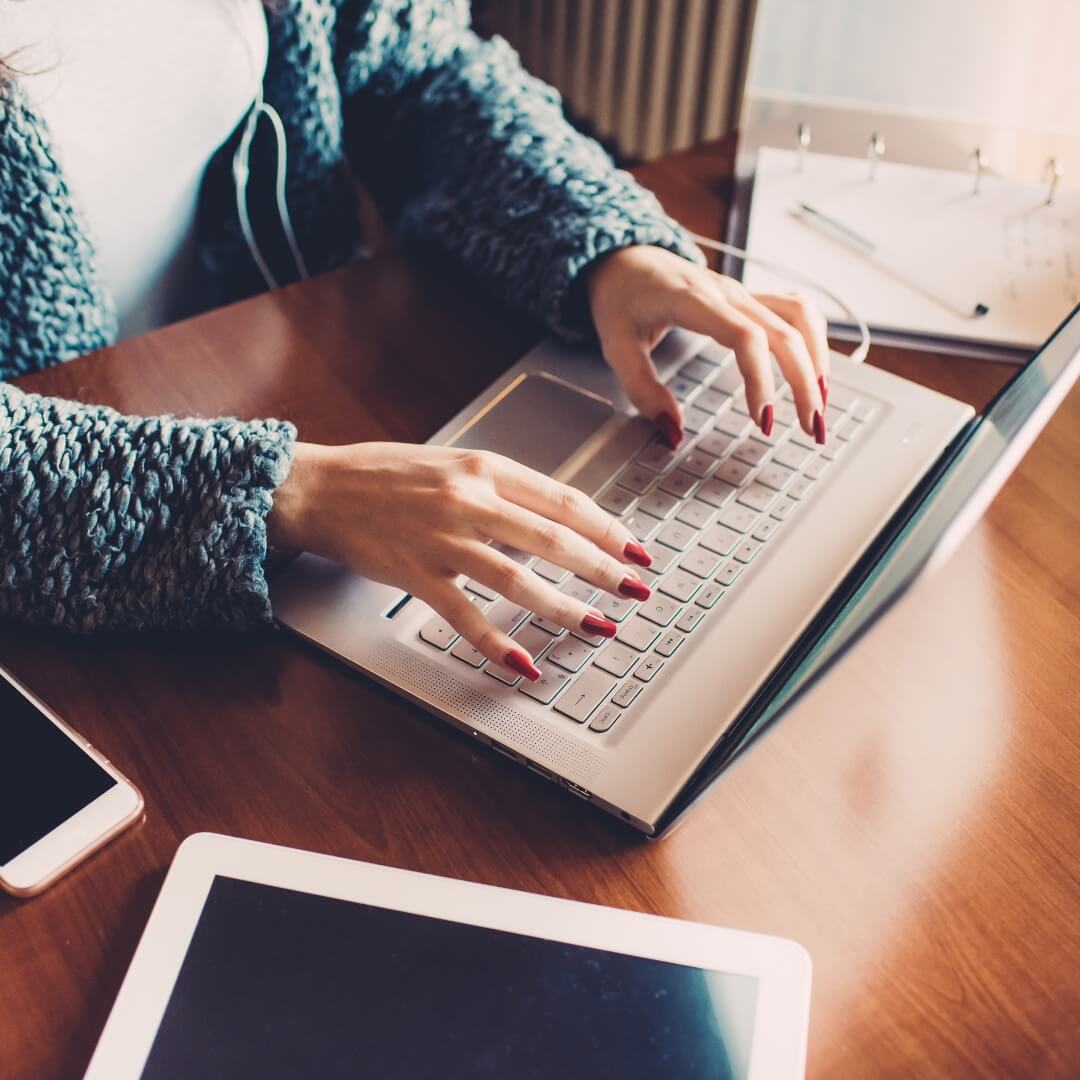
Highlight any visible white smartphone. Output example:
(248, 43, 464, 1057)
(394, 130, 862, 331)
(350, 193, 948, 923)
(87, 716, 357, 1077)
(0, 666, 143, 898)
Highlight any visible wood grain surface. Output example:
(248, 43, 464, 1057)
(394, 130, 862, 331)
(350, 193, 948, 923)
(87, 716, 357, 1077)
(2, 137, 1078, 1079)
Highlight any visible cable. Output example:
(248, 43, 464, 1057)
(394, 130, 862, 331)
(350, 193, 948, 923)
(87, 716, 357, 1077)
(686, 230, 871, 365)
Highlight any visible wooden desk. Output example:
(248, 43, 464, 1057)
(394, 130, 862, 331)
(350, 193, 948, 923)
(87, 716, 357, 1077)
(3, 139, 1079, 1079)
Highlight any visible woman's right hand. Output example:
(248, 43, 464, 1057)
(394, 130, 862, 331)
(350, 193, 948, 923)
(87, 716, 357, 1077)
(267, 442, 653, 680)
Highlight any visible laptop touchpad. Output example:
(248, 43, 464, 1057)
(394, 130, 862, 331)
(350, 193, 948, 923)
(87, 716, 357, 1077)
(448, 373, 614, 477)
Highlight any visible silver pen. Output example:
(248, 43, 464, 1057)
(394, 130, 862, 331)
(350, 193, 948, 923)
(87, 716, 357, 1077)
(796, 202, 990, 321)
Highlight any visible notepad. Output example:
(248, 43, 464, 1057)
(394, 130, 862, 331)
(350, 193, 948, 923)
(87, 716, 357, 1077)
(742, 147, 1079, 355)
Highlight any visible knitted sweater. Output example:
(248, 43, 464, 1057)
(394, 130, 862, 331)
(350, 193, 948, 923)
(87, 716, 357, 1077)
(0, 0, 702, 632)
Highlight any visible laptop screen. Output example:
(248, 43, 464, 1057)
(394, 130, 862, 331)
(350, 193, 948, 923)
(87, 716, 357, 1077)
(664, 304, 1080, 831)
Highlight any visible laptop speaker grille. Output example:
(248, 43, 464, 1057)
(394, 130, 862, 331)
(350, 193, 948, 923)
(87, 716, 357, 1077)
(370, 642, 606, 785)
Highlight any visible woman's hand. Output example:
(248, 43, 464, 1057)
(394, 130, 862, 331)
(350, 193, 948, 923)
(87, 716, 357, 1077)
(268, 442, 653, 679)
(586, 245, 831, 447)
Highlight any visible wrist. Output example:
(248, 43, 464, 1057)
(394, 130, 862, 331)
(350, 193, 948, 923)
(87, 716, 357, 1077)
(267, 440, 324, 554)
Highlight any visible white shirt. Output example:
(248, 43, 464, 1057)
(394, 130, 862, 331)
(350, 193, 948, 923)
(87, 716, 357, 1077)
(3, 0, 268, 340)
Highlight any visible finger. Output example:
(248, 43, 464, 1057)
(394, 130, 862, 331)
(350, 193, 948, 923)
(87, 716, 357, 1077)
(421, 578, 541, 679)
(474, 499, 652, 602)
(753, 292, 831, 407)
(459, 543, 629, 640)
(669, 285, 775, 432)
(600, 327, 684, 448)
(489, 458, 653, 570)
(730, 292, 823, 437)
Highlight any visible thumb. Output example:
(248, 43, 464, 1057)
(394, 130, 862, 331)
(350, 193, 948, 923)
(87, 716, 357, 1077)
(602, 330, 684, 448)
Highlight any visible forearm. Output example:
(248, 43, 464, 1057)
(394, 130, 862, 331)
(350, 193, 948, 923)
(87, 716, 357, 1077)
(0, 383, 295, 632)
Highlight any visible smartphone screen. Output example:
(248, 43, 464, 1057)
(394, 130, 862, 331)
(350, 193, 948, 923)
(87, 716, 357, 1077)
(0, 674, 117, 867)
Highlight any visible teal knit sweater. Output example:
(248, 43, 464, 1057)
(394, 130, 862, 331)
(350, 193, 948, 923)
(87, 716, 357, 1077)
(0, 0, 702, 632)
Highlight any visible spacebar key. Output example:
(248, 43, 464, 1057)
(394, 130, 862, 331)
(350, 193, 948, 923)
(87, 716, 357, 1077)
(554, 668, 617, 723)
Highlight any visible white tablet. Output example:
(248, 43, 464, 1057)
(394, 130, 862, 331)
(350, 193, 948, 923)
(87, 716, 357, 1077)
(86, 834, 811, 1079)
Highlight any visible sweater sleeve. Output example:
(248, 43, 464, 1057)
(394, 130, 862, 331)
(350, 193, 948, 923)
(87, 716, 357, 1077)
(0, 382, 296, 632)
(334, 0, 705, 340)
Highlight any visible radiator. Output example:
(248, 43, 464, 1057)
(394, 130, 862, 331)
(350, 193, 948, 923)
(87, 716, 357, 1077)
(474, 0, 757, 160)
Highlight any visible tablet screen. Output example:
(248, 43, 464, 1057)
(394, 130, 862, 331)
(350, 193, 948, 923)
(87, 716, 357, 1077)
(141, 876, 760, 1079)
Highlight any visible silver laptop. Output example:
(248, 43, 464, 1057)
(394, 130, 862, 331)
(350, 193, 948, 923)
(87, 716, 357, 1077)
(273, 306, 1080, 835)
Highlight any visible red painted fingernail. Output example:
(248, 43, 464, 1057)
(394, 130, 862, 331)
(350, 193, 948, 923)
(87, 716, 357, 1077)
(618, 575, 651, 601)
(759, 403, 774, 437)
(503, 648, 541, 681)
(813, 410, 826, 445)
(818, 374, 829, 407)
(581, 613, 618, 638)
(624, 540, 652, 567)
(655, 411, 683, 449)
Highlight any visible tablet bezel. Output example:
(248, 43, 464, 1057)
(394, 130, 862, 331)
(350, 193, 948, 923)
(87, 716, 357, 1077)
(85, 833, 811, 1079)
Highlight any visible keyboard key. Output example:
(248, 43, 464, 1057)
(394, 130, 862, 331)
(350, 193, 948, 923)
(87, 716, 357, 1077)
(594, 642, 638, 677)
(656, 521, 697, 551)
(555, 667, 617, 722)
(659, 569, 702, 603)
(560, 578, 599, 604)
(490, 599, 530, 635)
(658, 469, 698, 499)
(695, 387, 730, 413)
(732, 439, 769, 466)
(531, 615, 567, 636)
(789, 426, 817, 450)
(714, 411, 751, 438)
(770, 496, 798, 521)
(788, 476, 814, 500)
(695, 584, 725, 608)
(825, 404, 845, 429)
(595, 485, 636, 517)
(633, 655, 665, 683)
(710, 364, 744, 394)
(589, 705, 621, 733)
(683, 406, 714, 434)
(678, 357, 719, 383)
(835, 417, 861, 441)
(772, 443, 812, 470)
(617, 464, 656, 495)
(850, 399, 878, 423)
(496, 545, 533, 566)
(752, 517, 781, 542)
(821, 440, 848, 462)
(624, 510, 663, 541)
(675, 499, 716, 529)
(828, 384, 859, 412)
(420, 617, 458, 650)
(637, 596, 681, 626)
(696, 430, 736, 458)
(667, 376, 701, 403)
(655, 632, 684, 657)
(514, 623, 557, 659)
(485, 663, 521, 686)
(450, 638, 487, 667)
(616, 615, 661, 652)
(518, 663, 572, 704)
(676, 607, 706, 633)
(643, 540, 680, 573)
(637, 441, 680, 473)
(715, 458, 755, 487)
(597, 593, 636, 622)
(638, 488, 681, 519)
(719, 504, 759, 533)
(774, 399, 798, 426)
(571, 628, 607, 647)
(679, 449, 718, 478)
(465, 578, 498, 601)
(804, 457, 831, 481)
(699, 523, 740, 556)
(679, 546, 722, 579)
(612, 680, 644, 707)
(532, 559, 569, 583)
(733, 539, 763, 565)
(736, 482, 776, 513)
(695, 477, 738, 508)
(756, 463, 795, 492)
(715, 561, 743, 587)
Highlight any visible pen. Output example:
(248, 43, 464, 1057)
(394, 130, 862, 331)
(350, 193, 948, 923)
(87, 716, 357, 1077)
(795, 202, 990, 321)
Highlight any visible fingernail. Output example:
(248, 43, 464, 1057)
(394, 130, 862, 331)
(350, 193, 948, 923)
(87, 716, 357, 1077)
(618, 575, 651, 601)
(818, 374, 829, 407)
(655, 411, 683, 449)
(759, 403, 774, 437)
(813, 410, 826, 445)
(503, 648, 541, 682)
(581, 612, 618, 638)
(624, 540, 652, 567)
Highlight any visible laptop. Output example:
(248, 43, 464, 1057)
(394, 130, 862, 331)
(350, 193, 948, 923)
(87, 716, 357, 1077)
(272, 304, 1080, 835)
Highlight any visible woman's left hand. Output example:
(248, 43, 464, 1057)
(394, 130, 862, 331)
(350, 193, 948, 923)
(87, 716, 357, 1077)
(585, 244, 831, 448)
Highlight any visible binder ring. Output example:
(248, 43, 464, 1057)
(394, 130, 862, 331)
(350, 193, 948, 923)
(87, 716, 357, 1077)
(1043, 158, 1063, 206)
(970, 147, 988, 195)
(867, 132, 885, 181)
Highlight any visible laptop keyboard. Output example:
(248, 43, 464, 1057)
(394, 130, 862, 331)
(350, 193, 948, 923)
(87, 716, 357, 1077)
(420, 346, 880, 737)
